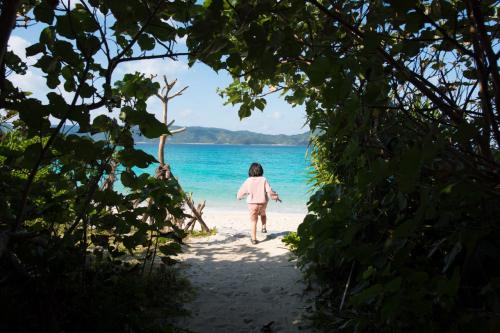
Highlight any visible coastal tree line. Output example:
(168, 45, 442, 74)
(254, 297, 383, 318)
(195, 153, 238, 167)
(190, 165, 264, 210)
(1, 0, 499, 332)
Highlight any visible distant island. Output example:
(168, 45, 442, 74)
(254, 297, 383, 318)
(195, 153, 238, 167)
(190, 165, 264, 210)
(51, 125, 310, 145)
(133, 126, 310, 145)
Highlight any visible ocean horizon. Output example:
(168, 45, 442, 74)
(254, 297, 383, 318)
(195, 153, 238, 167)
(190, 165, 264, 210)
(117, 143, 313, 214)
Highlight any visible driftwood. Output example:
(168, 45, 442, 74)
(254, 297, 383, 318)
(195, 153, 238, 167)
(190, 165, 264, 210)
(99, 76, 208, 231)
(153, 77, 209, 232)
(183, 199, 207, 232)
(100, 158, 118, 191)
(155, 164, 209, 232)
(184, 196, 208, 232)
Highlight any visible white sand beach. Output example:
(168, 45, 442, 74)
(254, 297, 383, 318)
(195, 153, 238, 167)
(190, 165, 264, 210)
(177, 208, 317, 333)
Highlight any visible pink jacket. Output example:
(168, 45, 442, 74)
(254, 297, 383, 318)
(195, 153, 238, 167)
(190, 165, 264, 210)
(237, 176, 275, 204)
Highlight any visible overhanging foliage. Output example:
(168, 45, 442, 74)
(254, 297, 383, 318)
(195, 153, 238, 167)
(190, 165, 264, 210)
(0, 1, 196, 331)
(187, 0, 500, 331)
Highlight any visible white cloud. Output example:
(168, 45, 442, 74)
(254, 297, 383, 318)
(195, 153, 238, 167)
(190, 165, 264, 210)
(9, 70, 47, 96)
(178, 108, 193, 118)
(270, 111, 282, 120)
(118, 58, 188, 79)
(8, 35, 30, 63)
(8, 35, 47, 97)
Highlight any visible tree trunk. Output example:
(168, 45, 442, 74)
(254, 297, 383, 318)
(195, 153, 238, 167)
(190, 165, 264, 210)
(0, 0, 22, 95)
(158, 97, 168, 165)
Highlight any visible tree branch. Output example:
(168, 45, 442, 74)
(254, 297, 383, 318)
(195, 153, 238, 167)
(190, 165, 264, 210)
(14, 64, 91, 231)
(467, 0, 500, 120)
(0, 0, 22, 98)
(115, 51, 191, 64)
(307, 0, 463, 125)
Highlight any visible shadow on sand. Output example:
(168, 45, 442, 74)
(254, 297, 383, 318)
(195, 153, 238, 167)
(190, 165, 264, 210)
(177, 230, 316, 333)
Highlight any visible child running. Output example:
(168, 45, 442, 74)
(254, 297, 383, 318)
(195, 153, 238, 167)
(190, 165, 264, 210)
(237, 162, 281, 244)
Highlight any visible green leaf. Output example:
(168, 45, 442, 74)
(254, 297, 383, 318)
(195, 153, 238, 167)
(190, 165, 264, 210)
(385, 277, 402, 293)
(406, 12, 424, 33)
(381, 295, 400, 321)
(238, 104, 251, 119)
(159, 242, 182, 256)
(226, 53, 241, 68)
(46, 73, 60, 89)
(54, 40, 80, 65)
(397, 146, 422, 193)
(72, 7, 100, 33)
(117, 148, 157, 168)
(56, 15, 83, 39)
(387, 0, 415, 13)
(121, 169, 137, 188)
(364, 31, 382, 51)
(90, 234, 110, 247)
(3, 51, 26, 74)
(402, 40, 421, 57)
(120, 106, 170, 139)
(17, 98, 49, 127)
(305, 56, 331, 86)
(68, 136, 98, 161)
(79, 82, 96, 98)
(77, 35, 101, 57)
(34, 4, 55, 24)
(463, 69, 477, 80)
(35, 55, 59, 73)
(20, 143, 42, 169)
(137, 34, 156, 51)
(139, 116, 170, 139)
(40, 27, 56, 46)
(25, 43, 46, 57)
(255, 98, 266, 111)
(394, 218, 418, 239)
(160, 256, 179, 265)
(351, 284, 383, 305)
(92, 114, 114, 133)
(47, 92, 69, 119)
(362, 266, 376, 279)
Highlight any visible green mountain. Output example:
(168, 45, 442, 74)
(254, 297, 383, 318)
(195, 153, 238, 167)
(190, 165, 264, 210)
(133, 126, 310, 145)
(58, 125, 309, 145)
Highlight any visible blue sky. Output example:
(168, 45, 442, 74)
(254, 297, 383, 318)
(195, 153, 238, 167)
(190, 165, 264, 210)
(8, 10, 308, 135)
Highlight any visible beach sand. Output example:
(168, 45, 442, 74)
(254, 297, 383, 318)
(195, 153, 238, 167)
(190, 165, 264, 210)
(177, 208, 317, 333)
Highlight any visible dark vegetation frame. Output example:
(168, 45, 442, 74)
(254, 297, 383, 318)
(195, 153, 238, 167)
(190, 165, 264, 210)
(0, 0, 198, 331)
(187, 0, 500, 331)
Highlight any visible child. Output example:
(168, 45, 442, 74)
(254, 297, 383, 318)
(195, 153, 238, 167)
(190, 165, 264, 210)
(237, 162, 281, 244)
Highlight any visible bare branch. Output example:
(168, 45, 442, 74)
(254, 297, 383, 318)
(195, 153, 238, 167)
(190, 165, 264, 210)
(167, 86, 189, 100)
(170, 127, 186, 134)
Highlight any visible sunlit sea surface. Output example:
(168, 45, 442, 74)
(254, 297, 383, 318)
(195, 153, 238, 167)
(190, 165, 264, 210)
(116, 144, 312, 213)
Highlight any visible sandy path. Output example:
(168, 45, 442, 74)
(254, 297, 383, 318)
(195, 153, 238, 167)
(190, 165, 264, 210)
(177, 209, 316, 333)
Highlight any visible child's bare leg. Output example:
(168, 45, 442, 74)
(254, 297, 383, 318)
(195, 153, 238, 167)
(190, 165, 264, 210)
(249, 205, 258, 241)
(261, 214, 267, 232)
(250, 219, 257, 240)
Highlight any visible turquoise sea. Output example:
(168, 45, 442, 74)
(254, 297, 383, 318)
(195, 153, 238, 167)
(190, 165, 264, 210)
(126, 144, 312, 213)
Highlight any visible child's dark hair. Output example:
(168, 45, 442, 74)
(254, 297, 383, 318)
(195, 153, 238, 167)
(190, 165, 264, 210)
(248, 162, 264, 177)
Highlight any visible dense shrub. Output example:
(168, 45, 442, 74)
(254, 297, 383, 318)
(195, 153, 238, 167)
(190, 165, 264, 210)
(189, 0, 500, 330)
(0, 1, 195, 331)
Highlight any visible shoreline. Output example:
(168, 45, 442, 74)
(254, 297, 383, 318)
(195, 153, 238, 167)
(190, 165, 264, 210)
(135, 142, 308, 147)
(192, 202, 308, 216)
(202, 206, 307, 217)
(194, 207, 306, 236)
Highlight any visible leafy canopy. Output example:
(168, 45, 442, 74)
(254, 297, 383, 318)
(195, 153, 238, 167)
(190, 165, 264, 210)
(0, 0, 196, 331)
(188, 0, 500, 331)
